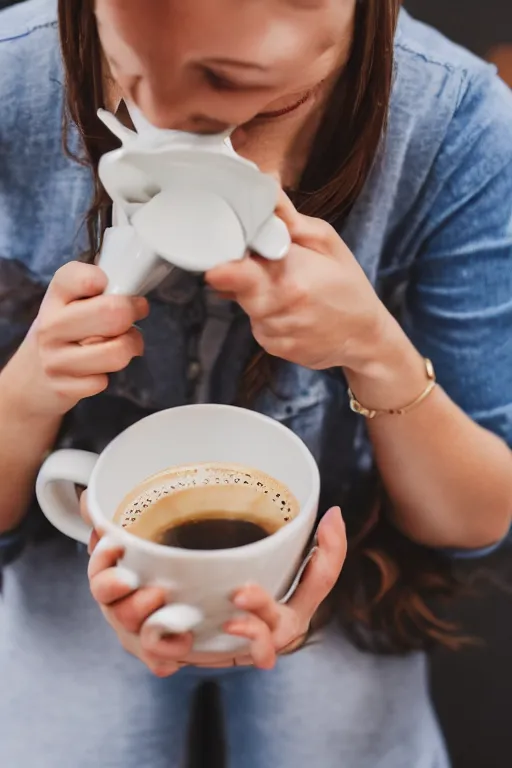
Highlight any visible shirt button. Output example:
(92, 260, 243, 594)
(188, 361, 201, 381)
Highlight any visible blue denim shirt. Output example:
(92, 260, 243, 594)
(1, 0, 511, 563)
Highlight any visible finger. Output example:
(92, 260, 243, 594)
(206, 255, 272, 300)
(88, 530, 99, 556)
(48, 295, 149, 342)
(140, 623, 194, 659)
(47, 373, 109, 401)
(143, 659, 181, 679)
(288, 507, 347, 619)
(46, 327, 144, 376)
(80, 490, 92, 527)
(315, 506, 347, 562)
(208, 259, 290, 321)
(252, 313, 302, 340)
(116, 628, 185, 678)
(105, 587, 168, 634)
(232, 584, 281, 632)
(275, 189, 339, 256)
(89, 565, 141, 606)
(274, 188, 301, 234)
(45, 262, 108, 307)
(81, 491, 100, 556)
(225, 615, 276, 670)
(88, 535, 125, 579)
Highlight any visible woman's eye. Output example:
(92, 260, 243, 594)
(203, 69, 246, 92)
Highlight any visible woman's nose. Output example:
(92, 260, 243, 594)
(122, 75, 230, 134)
(116, 69, 190, 129)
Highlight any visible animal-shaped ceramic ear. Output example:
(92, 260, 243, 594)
(98, 108, 138, 144)
(98, 110, 159, 209)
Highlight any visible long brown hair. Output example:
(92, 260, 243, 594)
(58, 0, 469, 653)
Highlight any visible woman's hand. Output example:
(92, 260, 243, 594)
(221, 506, 346, 670)
(87, 533, 195, 678)
(85, 495, 346, 675)
(205, 191, 390, 375)
(5, 261, 149, 418)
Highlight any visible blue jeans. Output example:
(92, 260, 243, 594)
(0, 542, 449, 768)
(0, 620, 448, 768)
(178, 630, 449, 768)
(0, 626, 449, 768)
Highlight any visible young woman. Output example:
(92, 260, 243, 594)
(0, 1, 511, 766)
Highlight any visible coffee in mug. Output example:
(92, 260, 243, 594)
(113, 463, 299, 551)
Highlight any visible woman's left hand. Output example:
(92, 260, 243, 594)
(206, 191, 389, 374)
(219, 505, 346, 670)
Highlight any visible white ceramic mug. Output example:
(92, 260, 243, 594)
(36, 405, 320, 653)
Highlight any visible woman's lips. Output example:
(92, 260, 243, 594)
(255, 89, 315, 119)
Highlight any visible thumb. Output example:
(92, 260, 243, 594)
(79, 489, 92, 527)
(274, 187, 341, 258)
(274, 186, 301, 234)
(288, 507, 347, 620)
(80, 490, 104, 556)
(264, 170, 300, 232)
(316, 506, 347, 562)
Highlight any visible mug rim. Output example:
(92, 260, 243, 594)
(87, 404, 320, 560)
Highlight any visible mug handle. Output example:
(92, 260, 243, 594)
(35, 450, 205, 636)
(279, 536, 319, 604)
(36, 450, 99, 545)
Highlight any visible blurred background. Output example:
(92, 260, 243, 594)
(399, 9, 512, 768)
(1, 2, 511, 767)
(408, 1, 512, 58)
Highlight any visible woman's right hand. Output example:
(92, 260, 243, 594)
(84, 495, 193, 677)
(4, 261, 149, 417)
(88, 533, 194, 678)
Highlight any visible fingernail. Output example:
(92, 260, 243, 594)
(233, 594, 248, 609)
(94, 535, 122, 555)
(325, 506, 342, 521)
(114, 566, 140, 592)
(134, 297, 149, 315)
(147, 626, 166, 645)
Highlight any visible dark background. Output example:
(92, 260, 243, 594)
(2, 0, 512, 53)
(403, 10, 512, 768)
(407, 0, 512, 56)
(1, 1, 511, 767)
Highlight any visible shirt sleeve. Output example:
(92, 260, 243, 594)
(0, 521, 27, 569)
(0, 257, 47, 567)
(401, 68, 512, 558)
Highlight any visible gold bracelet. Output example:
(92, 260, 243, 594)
(348, 358, 437, 419)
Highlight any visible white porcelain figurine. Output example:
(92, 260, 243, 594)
(96, 105, 291, 295)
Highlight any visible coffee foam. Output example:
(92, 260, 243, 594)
(114, 463, 299, 534)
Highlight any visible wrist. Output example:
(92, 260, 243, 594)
(0, 341, 62, 423)
(344, 313, 428, 412)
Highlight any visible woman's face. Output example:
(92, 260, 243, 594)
(95, 0, 356, 133)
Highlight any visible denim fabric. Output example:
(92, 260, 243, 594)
(0, 1, 511, 765)
(0, 536, 449, 768)
(1, 0, 511, 558)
